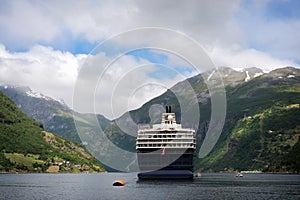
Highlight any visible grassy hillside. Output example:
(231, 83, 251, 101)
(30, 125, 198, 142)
(196, 67, 300, 172)
(199, 105, 300, 172)
(0, 91, 105, 173)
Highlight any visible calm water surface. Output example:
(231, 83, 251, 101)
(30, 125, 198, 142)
(0, 173, 299, 200)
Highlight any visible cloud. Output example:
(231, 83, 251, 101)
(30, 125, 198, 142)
(1, 0, 298, 64)
(0, 0, 240, 51)
(0, 1, 61, 49)
(208, 44, 299, 71)
(0, 44, 81, 105)
(1, 0, 299, 65)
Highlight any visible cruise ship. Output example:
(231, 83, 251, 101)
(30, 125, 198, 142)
(136, 106, 196, 179)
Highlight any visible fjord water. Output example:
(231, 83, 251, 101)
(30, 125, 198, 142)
(0, 173, 299, 200)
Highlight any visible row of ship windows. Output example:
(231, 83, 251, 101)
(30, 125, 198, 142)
(137, 144, 195, 148)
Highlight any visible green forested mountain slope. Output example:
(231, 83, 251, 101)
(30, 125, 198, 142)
(200, 104, 300, 172)
(197, 67, 300, 172)
(0, 91, 105, 173)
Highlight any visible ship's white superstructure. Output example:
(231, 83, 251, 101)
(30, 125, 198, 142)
(136, 112, 196, 149)
(136, 106, 196, 179)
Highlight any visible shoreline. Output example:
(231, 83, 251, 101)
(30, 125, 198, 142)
(1, 171, 299, 175)
(0, 171, 107, 174)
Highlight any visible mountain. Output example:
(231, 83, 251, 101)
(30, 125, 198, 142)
(0, 85, 114, 171)
(199, 67, 300, 172)
(0, 85, 111, 144)
(1, 66, 299, 173)
(0, 90, 105, 173)
(109, 66, 300, 172)
(203, 104, 300, 172)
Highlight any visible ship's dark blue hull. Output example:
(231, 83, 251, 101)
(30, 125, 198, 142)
(138, 170, 193, 179)
(137, 148, 194, 179)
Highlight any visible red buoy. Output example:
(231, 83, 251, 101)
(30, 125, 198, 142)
(113, 179, 126, 186)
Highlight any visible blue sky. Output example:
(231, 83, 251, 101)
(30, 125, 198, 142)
(264, 0, 300, 19)
(0, 0, 299, 117)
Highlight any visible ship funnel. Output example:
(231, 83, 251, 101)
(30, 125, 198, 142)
(165, 106, 172, 113)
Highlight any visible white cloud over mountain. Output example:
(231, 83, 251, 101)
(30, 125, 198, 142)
(0, 44, 81, 106)
(208, 44, 299, 72)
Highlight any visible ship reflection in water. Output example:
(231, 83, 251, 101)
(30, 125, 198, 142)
(136, 106, 196, 179)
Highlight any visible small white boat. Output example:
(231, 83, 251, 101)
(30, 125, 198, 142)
(236, 172, 243, 177)
(195, 172, 201, 177)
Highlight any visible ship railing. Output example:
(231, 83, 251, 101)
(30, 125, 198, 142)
(138, 129, 194, 133)
(138, 124, 152, 129)
(137, 136, 194, 140)
(137, 133, 194, 137)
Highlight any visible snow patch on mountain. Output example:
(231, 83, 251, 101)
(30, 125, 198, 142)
(254, 72, 263, 78)
(26, 90, 52, 101)
(245, 71, 251, 82)
(287, 75, 295, 78)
